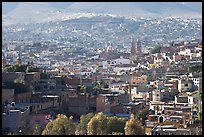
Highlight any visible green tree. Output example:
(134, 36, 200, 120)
(3, 80, 32, 94)
(80, 85, 86, 93)
(33, 42, 42, 47)
(26, 66, 39, 73)
(42, 114, 75, 135)
(150, 46, 162, 54)
(107, 116, 126, 135)
(198, 111, 202, 123)
(27, 123, 42, 135)
(40, 72, 49, 79)
(136, 108, 149, 124)
(124, 114, 145, 135)
(111, 132, 124, 135)
(87, 112, 108, 135)
(75, 113, 94, 135)
(188, 64, 202, 73)
(3, 64, 28, 73)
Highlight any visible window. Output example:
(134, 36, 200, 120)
(184, 84, 188, 86)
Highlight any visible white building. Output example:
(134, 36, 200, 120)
(178, 79, 194, 92)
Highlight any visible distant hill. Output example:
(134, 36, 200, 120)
(66, 2, 202, 18)
(2, 2, 202, 25)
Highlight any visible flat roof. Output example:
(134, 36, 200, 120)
(42, 95, 59, 98)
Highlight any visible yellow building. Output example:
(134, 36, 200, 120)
(131, 75, 147, 85)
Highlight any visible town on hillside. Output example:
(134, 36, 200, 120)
(2, 38, 202, 135)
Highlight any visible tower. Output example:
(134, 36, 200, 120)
(16, 51, 22, 65)
(2, 52, 7, 68)
(131, 39, 142, 62)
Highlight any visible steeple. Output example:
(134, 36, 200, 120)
(16, 51, 22, 65)
(130, 38, 142, 63)
(2, 52, 7, 68)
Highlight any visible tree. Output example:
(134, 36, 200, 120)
(40, 72, 49, 79)
(87, 112, 108, 135)
(124, 114, 145, 135)
(26, 66, 39, 73)
(3, 64, 28, 73)
(75, 113, 94, 135)
(136, 108, 149, 125)
(3, 80, 32, 94)
(27, 123, 42, 135)
(92, 81, 102, 95)
(150, 46, 162, 54)
(33, 42, 42, 47)
(188, 64, 202, 73)
(107, 116, 126, 135)
(80, 85, 86, 93)
(42, 114, 75, 135)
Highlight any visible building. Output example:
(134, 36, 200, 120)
(152, 124, 191, 135)
(2, 89, 14, 104)
(131, 39, 142, 62)
(2, 72, 25, 83)
(178, 78, 194, 92)
(2, 107, 30, 134)
(16, 51, 22, 65)
(96, 94, 118, 113)
(2, 52, 7, 68)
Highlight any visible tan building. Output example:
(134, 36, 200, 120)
(131, 75, 147, 85)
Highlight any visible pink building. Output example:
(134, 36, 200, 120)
(173, 54, 182, 62)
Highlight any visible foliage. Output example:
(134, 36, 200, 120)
(198, 111, 202, 122)
(150, 45, 162, 54)
(27, 123, 42, 135)
(33, 42, 42, 47)
(87, 112, 108, 135)
(107, 116, 126, 135)
(80, 85, 87, 93)
(136, 108, 149, 124)
(3, 64, 28, 73)
(124, 114, 145, 135)
(26, 66, 39, 73)
(188, 64, 202, 73)
(75, 113, 94, 135)
(40, 72, 49, 79)
(3, 80, 32, 94)
(111, 132, 124, 135)
(93, 81, 102, 90)
(42, 114, 75, 135)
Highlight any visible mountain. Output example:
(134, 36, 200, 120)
(2, 2, 202, 25)
(66, 2, 202, 18)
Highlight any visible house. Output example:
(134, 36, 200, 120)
(67, 94, 97, 116)
(33, 79, 56, 94)
(14, 92, 32, 103)
(25, 72, 41, 84)
(131, 75, 147, 85)
(178, 78, 194, 92)
(2, 72, 25, 83)
(96, 94, 118, 113)
(152, 124, 191, 135)
(2, 107, 30, 134)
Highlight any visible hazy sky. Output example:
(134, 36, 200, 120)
(2, 2, 74, 14)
